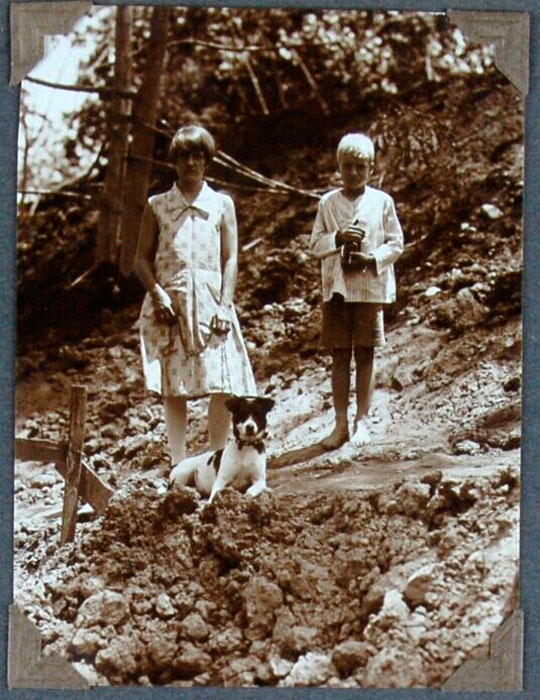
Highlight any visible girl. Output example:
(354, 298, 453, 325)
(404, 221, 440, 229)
(135, 125, 256, 464)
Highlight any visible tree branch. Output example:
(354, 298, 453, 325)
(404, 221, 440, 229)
(168, 38, 272, 53)
(17, 189, 92, 200)
(293, 49, 329, 115)
(24, 76, 137, 100)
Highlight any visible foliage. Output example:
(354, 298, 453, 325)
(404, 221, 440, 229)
(16, 7, 512, 343)
(59, 8, 495, 168)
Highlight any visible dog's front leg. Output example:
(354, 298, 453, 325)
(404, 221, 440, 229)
(245, 456, 267, 498)
(245, 478, 267, 498)
(208, 481, 224, 504)
(207, 473, 231, 504)
(207, 449, 239, 503)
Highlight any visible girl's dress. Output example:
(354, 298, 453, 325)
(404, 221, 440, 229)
(139, 181, 257, 398)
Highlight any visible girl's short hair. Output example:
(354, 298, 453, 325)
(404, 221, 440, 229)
(169, 125, 216, 163)
(337, 133, 375, 162)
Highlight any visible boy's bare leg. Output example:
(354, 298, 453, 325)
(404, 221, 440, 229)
(351, 345, 374, 446)
(321, 348, 352, 449)
(163, 396, 188, 464)
(208, 392, 231, 451)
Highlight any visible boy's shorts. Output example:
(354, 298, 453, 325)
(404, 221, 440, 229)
(321, 294, 385, 349)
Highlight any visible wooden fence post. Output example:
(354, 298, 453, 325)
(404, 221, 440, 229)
(96, 5, 133, 266)
(60, 386, 87, 545)
(118, 7, 170, 276)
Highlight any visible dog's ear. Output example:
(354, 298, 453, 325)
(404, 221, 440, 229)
(225, 396, 242, 414)
(257, 397, 275, 414)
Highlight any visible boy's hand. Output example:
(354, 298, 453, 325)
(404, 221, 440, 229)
(346, 220, 366, 237)
(336, 230, 364, 247)
(336, 223, 365, 247)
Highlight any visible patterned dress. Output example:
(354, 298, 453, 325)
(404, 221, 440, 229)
(139, 181, 257, 398)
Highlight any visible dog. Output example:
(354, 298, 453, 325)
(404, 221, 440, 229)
(168, 396, 275, 503)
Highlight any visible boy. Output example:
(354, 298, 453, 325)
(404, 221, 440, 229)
(310, 133, 404, 449)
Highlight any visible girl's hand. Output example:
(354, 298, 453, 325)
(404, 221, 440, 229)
(213, 302, 232, 336)
(151, 286, 176, 325)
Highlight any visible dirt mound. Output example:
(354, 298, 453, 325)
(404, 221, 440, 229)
(15, 467, 518, 688)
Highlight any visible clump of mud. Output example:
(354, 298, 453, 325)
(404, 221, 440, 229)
(15, 468, 519, 688)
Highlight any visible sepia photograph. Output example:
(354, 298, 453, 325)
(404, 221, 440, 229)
(13, 5, 522, 688)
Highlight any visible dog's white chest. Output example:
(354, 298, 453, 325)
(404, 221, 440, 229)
(219, 443, 265, 488)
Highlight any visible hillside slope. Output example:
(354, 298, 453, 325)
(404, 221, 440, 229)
(14, 71, 523, 687)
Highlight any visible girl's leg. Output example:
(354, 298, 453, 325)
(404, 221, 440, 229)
(321, 348, 352, 449)
(163, 396, 188, 464)
(351, 345, 375, 446)
(208, 393, 231, 451)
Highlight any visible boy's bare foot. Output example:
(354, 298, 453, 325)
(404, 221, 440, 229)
(321, 423, 349, 450)
(350, 418, 371, 447)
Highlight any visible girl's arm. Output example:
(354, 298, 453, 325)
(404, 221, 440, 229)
(372, 196, 404, 275)
(220, 195, 238, 307)
(134, 203, 175, 321)
(134, 203, 160, 292)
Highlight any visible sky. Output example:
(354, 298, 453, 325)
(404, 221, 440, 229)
(17, 6, 110, 193)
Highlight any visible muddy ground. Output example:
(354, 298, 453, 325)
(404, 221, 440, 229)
(13, 310, 521, 688)
(13, 72, 522, 687)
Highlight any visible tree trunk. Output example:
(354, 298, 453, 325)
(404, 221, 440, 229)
(119, 7, 170, 276)
(96, 6, 133, 265)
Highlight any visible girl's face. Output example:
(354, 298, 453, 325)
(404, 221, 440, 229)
(338, 152, 372, 197)
(176, 148, 207, 186)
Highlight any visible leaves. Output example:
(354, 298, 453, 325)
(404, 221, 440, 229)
(19, 7, 497, 199)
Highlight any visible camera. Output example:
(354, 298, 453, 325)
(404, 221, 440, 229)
(341, 240, 361, 268)
(340, 219, 366, 269)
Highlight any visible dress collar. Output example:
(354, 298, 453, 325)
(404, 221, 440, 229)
(171, 181, 214, 218)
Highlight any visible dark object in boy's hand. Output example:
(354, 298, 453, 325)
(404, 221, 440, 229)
(341, 239, 361, 268)
(342, 248, 375, 272)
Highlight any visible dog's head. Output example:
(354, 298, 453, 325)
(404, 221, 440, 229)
(226, 396, 275, 444)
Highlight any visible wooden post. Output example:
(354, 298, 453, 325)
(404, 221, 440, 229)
(16, 440, 113, 517)
(60, 386, 87, 545)
(118, 7, 170, 276)
(96, 6, 133, 265)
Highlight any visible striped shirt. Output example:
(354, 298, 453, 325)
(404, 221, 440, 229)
(310, 185, 404, 303)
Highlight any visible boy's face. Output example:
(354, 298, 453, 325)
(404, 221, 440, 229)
(338, 152, 372, 196)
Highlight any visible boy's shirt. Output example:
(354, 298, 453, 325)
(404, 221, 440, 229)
(310, 185, 404, 303)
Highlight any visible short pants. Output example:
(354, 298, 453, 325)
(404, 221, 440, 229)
(321, 293, 385, 349)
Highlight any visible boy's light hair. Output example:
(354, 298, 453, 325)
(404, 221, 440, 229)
(337, 133, 375, 162)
